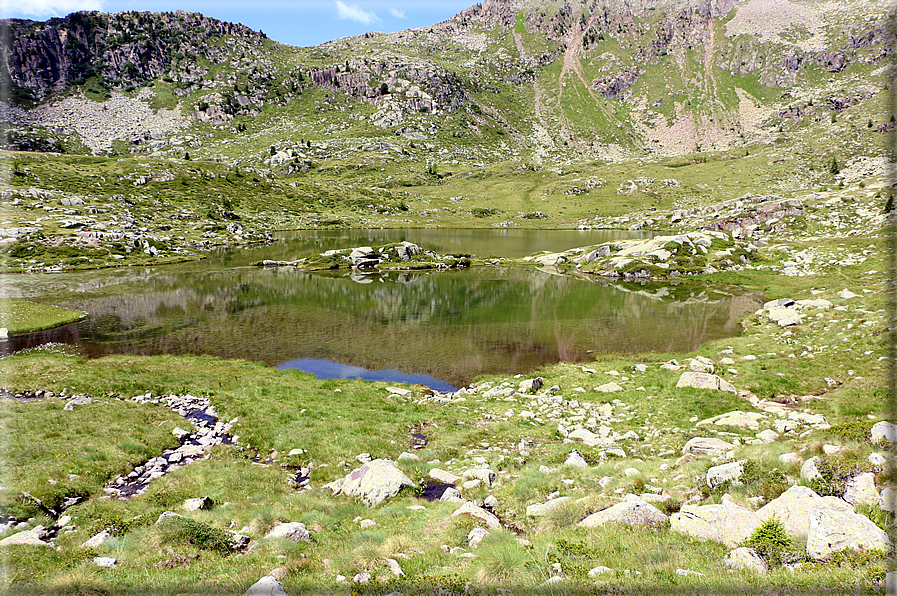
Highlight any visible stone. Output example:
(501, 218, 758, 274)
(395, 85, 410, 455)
(385, 558, 404, 576)
(588, 566, 613, 576)
(440, 487, 463, 502)
(724, 547, 767, 573)
(800, 457, 821, 481)
(868, 452, 887, 466)
(871, 421, 897, 444)
(767, 308, 802, 327)
(697, 411, 763, 430)
(564, 450, 588, 468)
(63, 396, 93, 410)
(467, 527, 489, 548)
(595, 382, 624, 393)
(526, 496, 571, 517)
(779, 453, 801, 465)
(518, 377, 543, 393)
(756, 429, 779, 443)
(843, 472, 879, 508)
(880, 487, 895, 512)
(806, 508, 891, 559)
(579, 499, 668, 528)
(0, 526, 50, 547)
(243, 575, 287, 596)
(462, 467, 497, 486)
(183, 496, 213, 511)
(81, 530, 112, 549)
(429, 468, 461, 484)
(688, 356, 715, 373)
(822, 444, 840, 455)
(397, 452, 420, 462)
(682, 437, 734, 457)
(172, 426, 191, 441)
(756, 485, 853, 537)
(93, 557, 117, 568)
(483, 495, 499, 508)
(670, 500, 762, 547)
(386, 386, 413, 397)
(359, 519, 376, 529)
(706, 461, 745, 489)
(837, 288, 859, 299)
(451, 501, 501, 529)
(353, 572, 371, 584)
(0, 328, 7, 340)
(568, 428, 613, 447)
(265, 522, 312, 542)
(338, 459, 415, 506)
(676, 372, 736, 393)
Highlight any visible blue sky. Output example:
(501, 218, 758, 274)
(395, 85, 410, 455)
(2, 0, 475, 47)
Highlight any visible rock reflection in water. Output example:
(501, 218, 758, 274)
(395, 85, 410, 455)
(2, 263, 763, 388)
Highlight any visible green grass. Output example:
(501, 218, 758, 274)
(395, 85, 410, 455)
(0, 299, 86, 334)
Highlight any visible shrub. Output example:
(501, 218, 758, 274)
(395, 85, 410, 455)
(743, 516, 797, 566)
(807, 455, 875, 497)
(157, 515, 234, 553)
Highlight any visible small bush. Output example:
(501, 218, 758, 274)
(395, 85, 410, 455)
(472, 207, 498, 218)
(825, 420, 875, 443)
(743, 516, 797, 566)
(158, 515, 234, 553)
(807, 455, 875, 497)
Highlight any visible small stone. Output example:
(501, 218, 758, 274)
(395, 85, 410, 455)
(93, 557, 117, 568)
(353, 572, 371, 584)
(588, 566, 613, 576)
(467, 527, 489, 548)
(81, 530, 113, 549)
(183, 497, 213, 511)
(564, 450, 588, 468)
(595, 382, 624, 393)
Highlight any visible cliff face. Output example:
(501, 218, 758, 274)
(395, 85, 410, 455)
(1, 11, 263, 101)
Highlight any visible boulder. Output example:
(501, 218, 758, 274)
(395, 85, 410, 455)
(871, 421, 897, 444)
(676, 372, 736, 393)
(63, 396, 93, 410)
(243, 575, 288, 596)
(0, 526, 51, 547)
(698, 410, 764, 430)
(706, 461, 745, 489)
(264, 522, 311, 542)
(386, 386, 413, 397)
(451, 501, 501, 529)
(689, 356, 715, 374)
(526, 496, 571, 517)
(756, 485, 853, 537)
(682, 437, 734, 457)
(385, 558, 405, 576)
(670, 500, 762, 547)
(843, 472, 879, 508)
(439, 487, 464, 502)
(564, 450, 588, 468)
(724, 547, 767, 573)
(467, 527, 489, 548)
(579, 498, 668, 528)
(767, 308, 802, 327)
(800, 457, 821, 481)
(806, 508, 891, 560)
(429, 468, 461, 484)
(183, 496, 213, 511)
(568, 428, 614, 447)
(880, 487, 896, 512)
(81, 530, 112, 549)
(595, 382, 624, 393)
(93, 557, 117, 568)
(518, 377, 543, 393)
(339, 459, 415, 506)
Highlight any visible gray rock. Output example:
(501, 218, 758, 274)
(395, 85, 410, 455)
(756, 429, 779, 443)
(670, 499, 762, 547)
(462, 467, 496, 486)
(0, 526, 50, 547)
(688, 356, 715, 374)
(338, 459, 415, 506)
(844, 472, 879, 508)
(756, 485, 853, 537)
(588, 566, 613, 576)
(767, 308, 802, 327)
(706, 461, 744, 489)
(800, 457, 821, 481)
(397, 452, 420, 462)
(439, 487, 463, 502)
(63, 396, 93, 410)
(526, 496, 571, 517)
(871, 421, 897, 444)
(579, 498, 668, 528)
(697, 411, 763, 430)
(243, 576, 288, 596)
(724, 547, 767, 572)
(676, 372, 736, 393)
(483, 495, 499, 508)
(564, 450, 588, 468)
(568, 428, 614, 447)
(264, 522, 311, 542)
(880, 487, 895, 512)
(353, 572, 371, 584)
(682, 437, 734, 457)
(385, 386, 413, 397)
(429, 468, 461, 484)
(807, 508, 891, 559)
(467, 527, 489, 548)
(595, 382, 624, 393)
(451, 501, 501, 529)
(81, 530, 113, 549)
(183, 496, 213, 511)
(93, 557, 117, 568)
(518, 377, 543, 393)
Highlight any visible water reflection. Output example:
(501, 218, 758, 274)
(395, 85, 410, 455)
(2, 262, 762, 388)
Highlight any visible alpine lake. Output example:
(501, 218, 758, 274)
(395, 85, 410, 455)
(1, 229, 763, 391)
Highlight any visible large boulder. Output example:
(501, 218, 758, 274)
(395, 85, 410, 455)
(670, 500, 762, 548)
(843, 472, 879, 508)
(756, 485, 853, 537)
(0, 526, 51, 547)
(451, 501, 501, 529)
(264, 522, 312, 542)
(676, 372, 736, 393)
(806, 508, 891, 560)
(706, 461, 745, 489)
(871, 421, 897, 444)
(682, 437, 734, 457)
(579, 498, 668, 528)
(338, 459, 415, 506)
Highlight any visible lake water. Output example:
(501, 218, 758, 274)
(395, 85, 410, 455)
(1, 229, 763, 389)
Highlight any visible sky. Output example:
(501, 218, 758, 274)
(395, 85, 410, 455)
(1, 0, 475, 47)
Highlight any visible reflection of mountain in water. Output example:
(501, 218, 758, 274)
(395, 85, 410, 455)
(6, 265, 762, 387)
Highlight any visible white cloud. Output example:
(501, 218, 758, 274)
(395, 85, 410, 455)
(2, 0, 103, 17)
(335, 0, 379, 25)
(388, 7, 406, 19)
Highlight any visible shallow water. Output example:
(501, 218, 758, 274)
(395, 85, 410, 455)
(1, 230, 762, 388)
